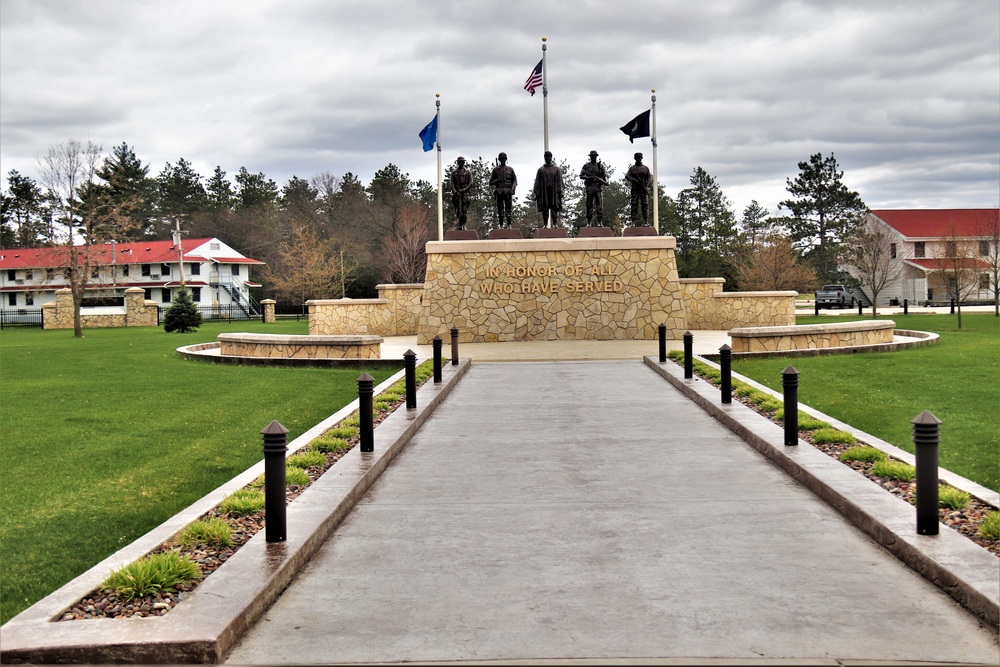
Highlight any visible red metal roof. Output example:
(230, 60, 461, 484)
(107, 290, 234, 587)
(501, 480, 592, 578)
(870, 209, 998, 238)
(0, 239, 263, 270)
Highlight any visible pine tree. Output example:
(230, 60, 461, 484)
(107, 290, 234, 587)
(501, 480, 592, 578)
(163, 289, 203, 333)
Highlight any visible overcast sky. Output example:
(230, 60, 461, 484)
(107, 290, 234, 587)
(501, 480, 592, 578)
(2, 0, 997, 218)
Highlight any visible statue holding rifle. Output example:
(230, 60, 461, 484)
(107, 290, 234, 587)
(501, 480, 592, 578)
(579, 150, 608, 226)
(450, 156, 474, 230)
(625, 152, 652, 226)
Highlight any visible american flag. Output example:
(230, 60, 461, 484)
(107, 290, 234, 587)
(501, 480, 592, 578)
(523, 59, 543, 96)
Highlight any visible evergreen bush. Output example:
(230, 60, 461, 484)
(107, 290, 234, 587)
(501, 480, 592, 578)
(163, 289, 203, 333)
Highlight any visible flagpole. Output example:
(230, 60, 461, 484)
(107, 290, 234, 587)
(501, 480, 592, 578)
(435, 94, 443, 241)
(541, 37, 549, 154)
(651, 89, 659, 234)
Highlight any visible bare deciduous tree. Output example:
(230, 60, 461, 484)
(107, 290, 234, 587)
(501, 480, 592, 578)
(266, 224, 354, 303)
(383, 205, 431, 284)
(735, 234, 817, 292)
(975, 207, 1000, 317)
(841, 214, 904, 318)
(931, 223, 983, 330)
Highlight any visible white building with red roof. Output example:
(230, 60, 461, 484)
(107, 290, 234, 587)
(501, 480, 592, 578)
(854, 209, 997, 306)
(0, 238, 264, 315)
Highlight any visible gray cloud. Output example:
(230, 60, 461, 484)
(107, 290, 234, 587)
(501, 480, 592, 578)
(1, 0, 997, 218)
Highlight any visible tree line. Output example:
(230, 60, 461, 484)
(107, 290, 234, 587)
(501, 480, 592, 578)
(2, 141, 871, 303)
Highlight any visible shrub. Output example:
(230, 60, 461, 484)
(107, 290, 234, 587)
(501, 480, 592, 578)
(102, 551, 200, 601)
(163, 289, 202, 334)
(286, 450, 326, 469)
(219, 489, 265, 516)
(312, 436, 351, 453)
(871, 460, 916, 482)
(937, 486, 970, 511)
(839, 446, 888, 463)
(979, 512, 1000, 541)
(799, 418, 831, 431)
(757, 397, 784, 414)
(812, 428, 858, 445)
(734, 384, 758, 398)
(667, 350, 684, 362)
(176, 518, 233, 548)
(373, 400, 395, 413)
(341, 413, 361, 428)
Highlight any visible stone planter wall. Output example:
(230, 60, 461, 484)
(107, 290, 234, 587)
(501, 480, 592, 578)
(217, 333, 382, 359)
(681, 280, 796, 329)
(729, 320, 895, 353)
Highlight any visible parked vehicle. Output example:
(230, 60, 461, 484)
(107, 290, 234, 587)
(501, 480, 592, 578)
(816, 284, 856, 309)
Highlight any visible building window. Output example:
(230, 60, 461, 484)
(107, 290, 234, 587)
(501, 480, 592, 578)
(8, 293, 17, 306)
(980, 274, 990, 290)
(890, 243, 897, 259)
(46, 268, 55, 279)
(210, 242, 220, 251)
(914, 242, 926, 258)
(25, 293, 33, 306)
(161, 263, 171, 276)
(191, 287, 202, 302)
(144, 288, 152, 300)
(161, 288, 171, 303)
(25, 270, 32, 280)
(232, 265, 240, 277)
(980, 241, 990, 256)
(122, 265, 130, 277)
(141, 264, 151, 277)
(6, 269, 15, 281)
(189, 263, 200, 275)
(945, 241, 957, 257)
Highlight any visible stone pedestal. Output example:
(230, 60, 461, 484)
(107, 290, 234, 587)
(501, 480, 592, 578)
(417, 237, 687, 344)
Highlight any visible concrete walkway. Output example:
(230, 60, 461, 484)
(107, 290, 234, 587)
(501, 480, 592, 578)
(226, 361, 999, 665)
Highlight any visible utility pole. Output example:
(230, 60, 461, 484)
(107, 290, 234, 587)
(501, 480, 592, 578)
(172, 218, 187, 288)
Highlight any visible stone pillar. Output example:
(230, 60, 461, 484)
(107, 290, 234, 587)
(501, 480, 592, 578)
(261, 299, 276, 324)
(42, 288, 75, 329)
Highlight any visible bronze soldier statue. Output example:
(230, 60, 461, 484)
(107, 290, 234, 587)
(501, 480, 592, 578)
(626, 152, 653, 226)
(450, 156, 474, 230)
(489, 152, 517, 228)
(533, 151, 563, 227)
(579, 150, 608, 226)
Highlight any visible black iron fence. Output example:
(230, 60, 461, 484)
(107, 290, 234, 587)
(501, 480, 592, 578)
(0, 308, 44, 329)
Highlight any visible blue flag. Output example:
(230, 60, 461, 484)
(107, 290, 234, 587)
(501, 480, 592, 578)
(419, 115, 438, 152)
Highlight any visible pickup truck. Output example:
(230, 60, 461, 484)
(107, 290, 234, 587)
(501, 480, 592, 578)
(816, 284, 855, 309)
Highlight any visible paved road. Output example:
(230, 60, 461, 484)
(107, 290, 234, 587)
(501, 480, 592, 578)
(227, 361, 999, 665)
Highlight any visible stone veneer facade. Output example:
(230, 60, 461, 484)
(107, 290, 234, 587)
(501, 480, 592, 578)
(42, 287, 159, 330)
(307, 283, 424, 338)
(729, 320, 895, 353)
(416, 237, 689, 344)
(218, 333, 382, 359)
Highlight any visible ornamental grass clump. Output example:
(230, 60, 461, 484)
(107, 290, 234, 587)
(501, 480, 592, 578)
(812, 428, 858, 445)
(176, 518, 234, 549)
(871, 460, 916, 482)
(286, 450, 326, 469)
(839, 446, 888, 463)
(937, 486, 971, 511)
(325, 425, 358, 440)
(312, 436, 351, 453)
(979, 511, 1000, 541)
(102, 551, 200, 601)
(285, 466, 310, 486)
(219, 489, 265, 516)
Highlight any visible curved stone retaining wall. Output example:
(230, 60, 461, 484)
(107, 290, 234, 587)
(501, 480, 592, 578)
(729, 320, 895, 353)
(218, 333, 382, 359)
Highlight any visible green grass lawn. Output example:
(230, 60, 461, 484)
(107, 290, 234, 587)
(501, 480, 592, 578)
(0, 322, 398, 624)
(732, 313, 1000, 493)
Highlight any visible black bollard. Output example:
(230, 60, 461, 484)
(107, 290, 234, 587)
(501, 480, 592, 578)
(782, 366, 799, 447)
(261, 420, 289, 543)
(719, 344, 732, 404)
(913, 411, 942, 536)
(358, 372, 374, 453)
(683, 331, 693, 379)
(950, 298, 955, 314)
(814, 300, 819, 316)
(404, 349, 417, 409)
(450, 326, 459, 366)
(858, 299, 863, 316)
(432, 336, 443, 382)
(903, 298, 908, 315)
(658, 323, 667, 363)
